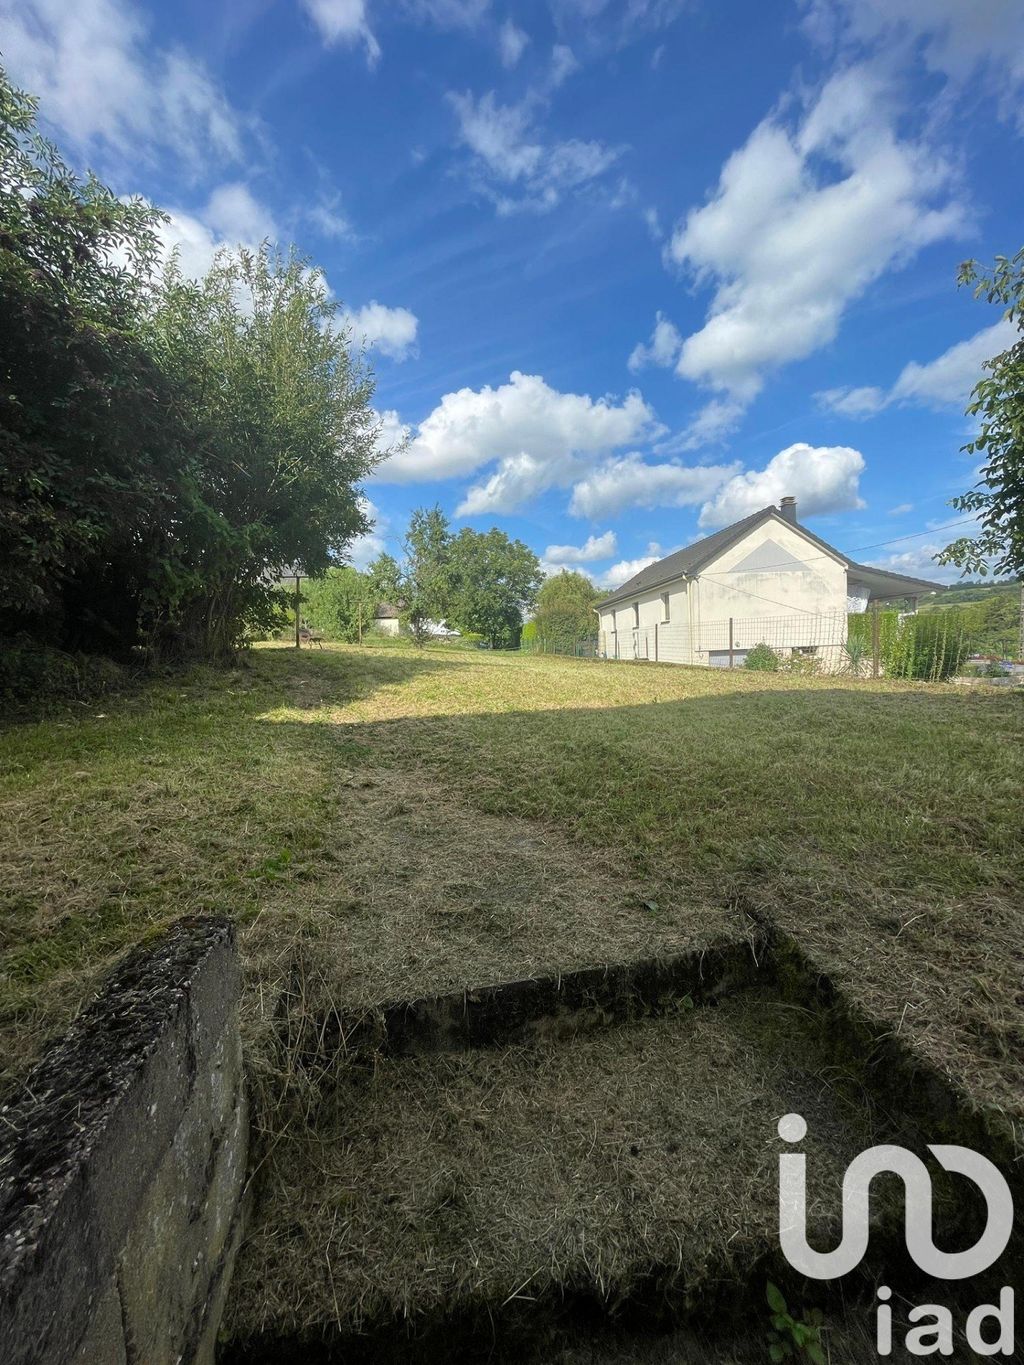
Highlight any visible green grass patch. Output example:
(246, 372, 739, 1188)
(2, 643, 1022, 1119)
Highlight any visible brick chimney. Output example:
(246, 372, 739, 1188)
(779, 495, 797, 525)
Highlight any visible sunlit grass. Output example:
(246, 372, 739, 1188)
(2, 642, 1021, 1111)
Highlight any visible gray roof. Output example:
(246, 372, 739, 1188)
(595, 505, 943, 608)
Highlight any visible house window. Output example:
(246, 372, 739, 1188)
(661, 592, 670, 623)
(632, 602, 640, 629)
(611, 609, 617, 633)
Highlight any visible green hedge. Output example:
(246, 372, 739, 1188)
(0, 640, 128, 712)
(846, 610, 971, 681)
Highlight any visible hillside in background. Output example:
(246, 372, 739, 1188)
(919, 578, 1022, 656)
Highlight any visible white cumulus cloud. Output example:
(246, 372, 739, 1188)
(628, 312, 682, 373)
(342, 301, 420, 361)
(817, 318, 1017, 417)
(346, 496, 390, 570)
(802, 0, 1024, 130)
(598, 546, 668, 590)
(665, 64, 967, 424)
(499, 20, 530, 67)
(153, 184, 280, 279)
(697, 442, 866, 528)
(544, 531, 618, 563)
(301, 0, 380, 63)
(866, 545, 961, 585)
(569, 454, 739, 519)
(376, 372, 657, 516)
(0, 0, 247, 170)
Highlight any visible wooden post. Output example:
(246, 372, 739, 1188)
(871, 599, 881, 678)
(728, 617, 735, 669)
(654, 622, 659, 663)
(294, 574, 302, 649)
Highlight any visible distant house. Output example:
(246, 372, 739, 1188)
(372, 603, 460, 639)
(374, 603, 402, 636)
(594, 496, 943, 668)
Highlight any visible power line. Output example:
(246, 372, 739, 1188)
(696, 573, 833, 615)
(709, 516, 977, 577)
(696, 519, 980, 615)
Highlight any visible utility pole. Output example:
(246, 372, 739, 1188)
(871, 600, 881, 679)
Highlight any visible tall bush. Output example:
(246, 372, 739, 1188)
(0, 67, 388, 667)
(0, 71, 183, 653)
(150, 248, 384, 661)
(531, 571, 600, 652)
(894, 612, 971, 681)
(303, 567, 375, 642)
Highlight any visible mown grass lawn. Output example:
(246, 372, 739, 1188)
(2, 642, 1021, 1116)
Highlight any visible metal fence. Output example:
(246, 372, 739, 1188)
(597, 610, 852, 671)
(521, 607, 986, 680)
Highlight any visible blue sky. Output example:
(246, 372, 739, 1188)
(4, 0, 1023, 586)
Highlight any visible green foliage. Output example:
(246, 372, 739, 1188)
(0, 69, 179, 651)
(401, 505, 454, 646)
(847, 609, 972, 679)
(366, 552, 402, 608)
(303, 567, 375, 642)
(939, 251, 1024, 579)
(766, 1283, 826, 1364)
(0, 639, 126, 709)
(150, 246, 383, 661)
(744, 642, 780, 671)
(447, 526, 542, 649)
(397, 508, 541, 649)
(0, 66, 385, 666)
(895, 611, 971, 680)
(847, 609, 903, 675)
(921, 583, 1021, 657)
(529, 571, 600, 652)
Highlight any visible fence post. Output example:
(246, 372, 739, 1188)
(871, 600, 881, 678)
(728, 617, 734, 669)
(654, 622, 659, 663)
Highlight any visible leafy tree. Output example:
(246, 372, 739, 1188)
(532, 570, 600, 651)
(366, 552, 402, 608)
(400, 505, 454, 645)
(151, 246, 384, 660)
(939, 250, 1024, 579)
(303, 567, 374, 641)
(0, 67, 389, 666)
(447, 527, 542, 649)
(0, 69, 180, 652)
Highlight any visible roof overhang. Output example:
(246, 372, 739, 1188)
(846, 562, 945, 600)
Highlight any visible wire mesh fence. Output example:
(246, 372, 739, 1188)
(597, 610, 850, 671)
(519, 606, 1007, 681)
(590, 607, 986, 681)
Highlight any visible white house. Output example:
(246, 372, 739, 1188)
(373, 603, 402, 636)
(594, 496, 943, 668)
(372, 603, 461, 639)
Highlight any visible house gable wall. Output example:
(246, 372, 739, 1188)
(691, 517, 846, 631)
(596, 516, 848, 659)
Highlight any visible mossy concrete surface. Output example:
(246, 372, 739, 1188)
(0, 917, 247, 1365)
